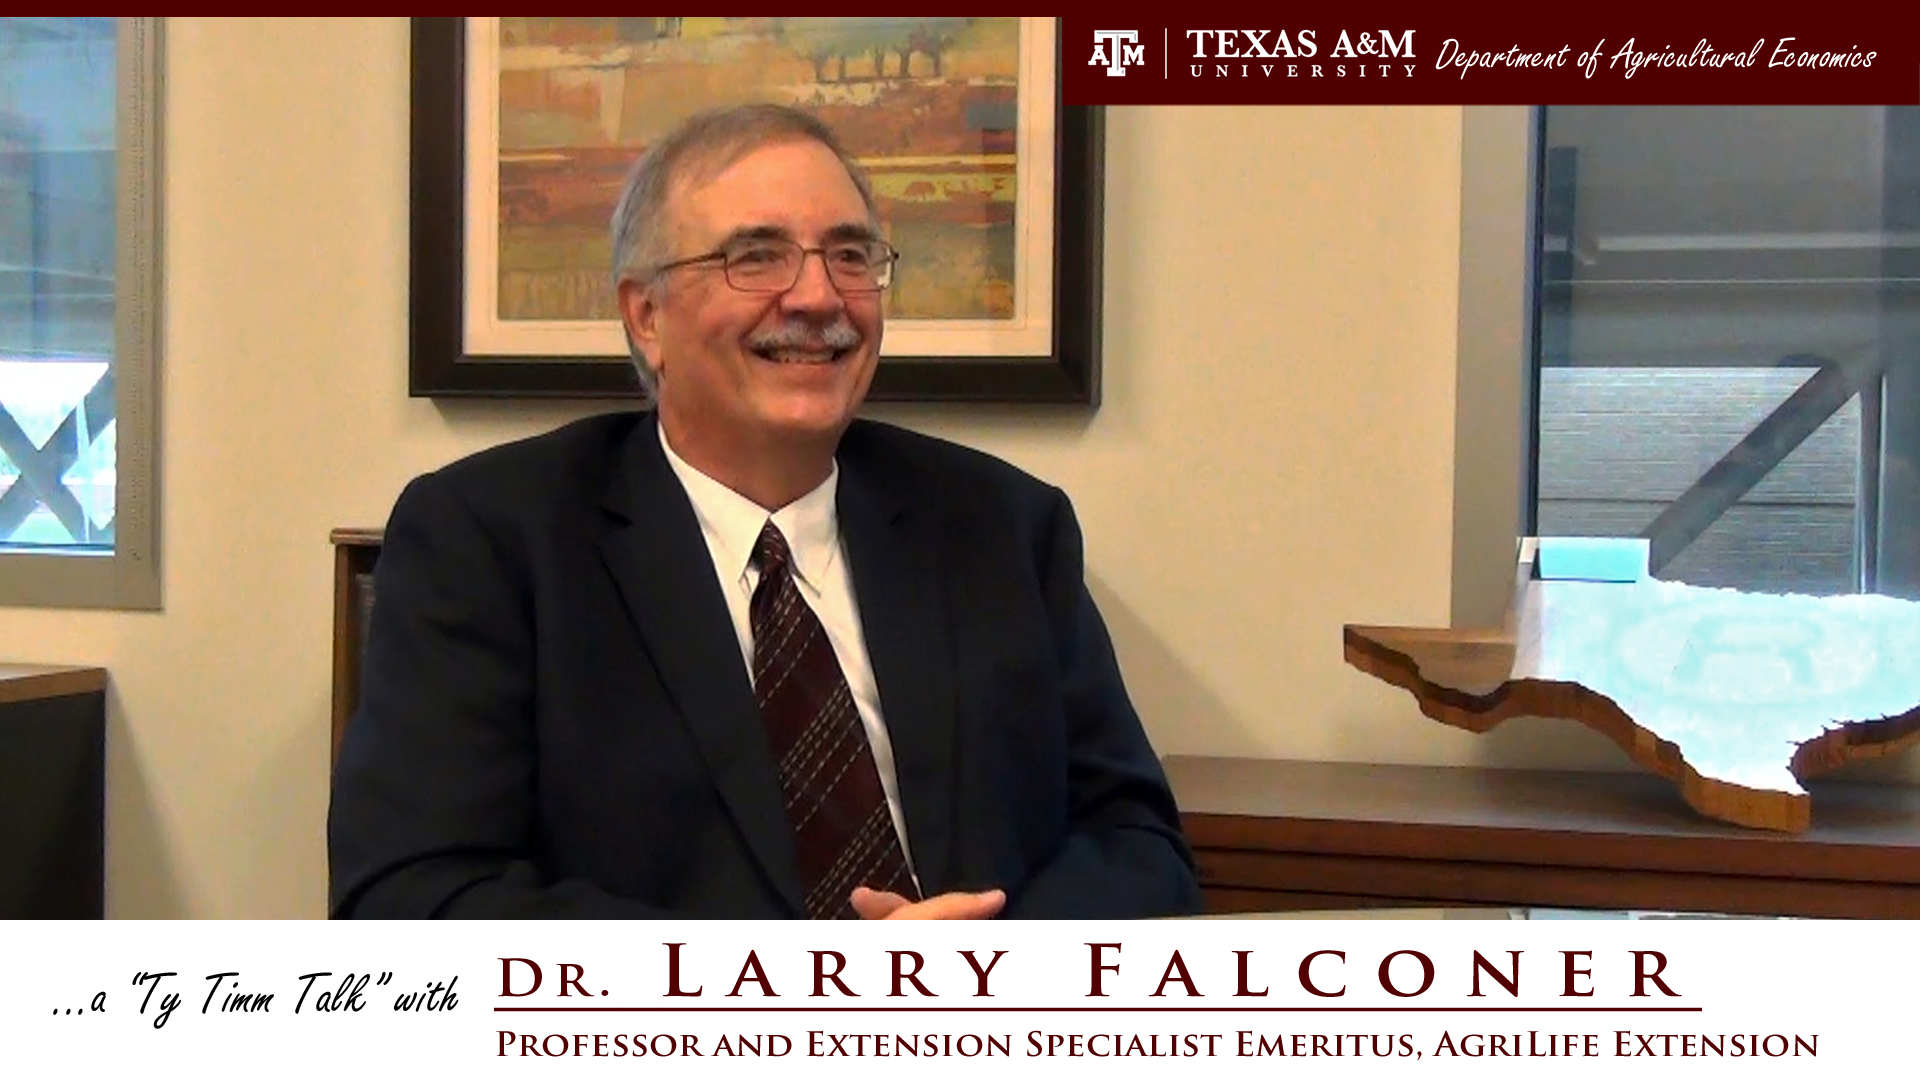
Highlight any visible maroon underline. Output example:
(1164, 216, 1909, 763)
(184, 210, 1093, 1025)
(491, 999, 1697, 1006)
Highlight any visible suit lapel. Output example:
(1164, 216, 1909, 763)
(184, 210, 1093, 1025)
(838, 458, 960, 896)
(595, 417, 804, 915)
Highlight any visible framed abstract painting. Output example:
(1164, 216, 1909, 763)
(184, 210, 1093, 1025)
(409, 17, 1101, 403)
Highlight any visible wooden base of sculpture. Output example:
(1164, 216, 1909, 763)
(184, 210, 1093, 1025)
(1345, 550, 1920, 833)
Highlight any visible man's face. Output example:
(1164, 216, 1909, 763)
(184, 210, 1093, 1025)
(622, 138, 884, 456)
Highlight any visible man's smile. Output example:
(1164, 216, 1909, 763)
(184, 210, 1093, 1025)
(745, 316, 864, 367)
(752, 346, 850, 365)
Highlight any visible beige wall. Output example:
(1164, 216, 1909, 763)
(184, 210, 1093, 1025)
(0, 19, 1689, 918)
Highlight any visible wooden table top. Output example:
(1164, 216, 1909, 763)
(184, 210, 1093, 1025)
(1164, 755, 1920, 885)
(0, 665, 107, 707)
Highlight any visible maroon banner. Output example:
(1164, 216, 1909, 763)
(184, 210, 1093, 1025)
(1061, 16, 1917, 104)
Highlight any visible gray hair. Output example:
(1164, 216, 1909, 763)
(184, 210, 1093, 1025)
(609, 104, 880, 402)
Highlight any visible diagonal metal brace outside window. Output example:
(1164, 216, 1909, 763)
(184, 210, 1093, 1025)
(1640, 353, 1881, 577)
(0, 366, 115, 543)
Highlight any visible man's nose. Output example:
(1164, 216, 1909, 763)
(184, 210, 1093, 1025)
(780, 250, 845, 312)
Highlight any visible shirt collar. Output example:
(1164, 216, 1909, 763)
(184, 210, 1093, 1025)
(658, 422, 841, 589)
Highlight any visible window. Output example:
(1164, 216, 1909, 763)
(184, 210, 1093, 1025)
(0, 17, 160, 609)
(1529, 106, 1918, 599)
(1450, 106, 1918, 625)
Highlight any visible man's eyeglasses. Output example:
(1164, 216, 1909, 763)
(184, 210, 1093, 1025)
(655, 237, 900, 294)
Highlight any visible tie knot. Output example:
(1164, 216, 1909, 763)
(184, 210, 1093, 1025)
(752, 520, 793, 577)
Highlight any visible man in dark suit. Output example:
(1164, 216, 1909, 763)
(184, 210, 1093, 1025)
(328, 105, 1198, 919)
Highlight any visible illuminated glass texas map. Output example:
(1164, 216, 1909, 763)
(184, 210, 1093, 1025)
(1345, 578, 1920, 832)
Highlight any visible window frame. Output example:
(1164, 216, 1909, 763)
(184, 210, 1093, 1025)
(1450, 105, 1538, 629)
(0, 16, 162, 610)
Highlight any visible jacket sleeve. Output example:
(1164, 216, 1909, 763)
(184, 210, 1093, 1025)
(1000, 488, 1203, 919)
(327, 472, 674, 918)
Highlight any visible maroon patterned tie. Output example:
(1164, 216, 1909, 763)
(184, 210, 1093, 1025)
(750, 521, 917, 919)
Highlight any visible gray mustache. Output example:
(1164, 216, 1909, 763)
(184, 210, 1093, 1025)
(746, 318, 861, 353)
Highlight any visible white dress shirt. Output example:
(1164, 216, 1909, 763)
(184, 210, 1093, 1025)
(658, 425, 917, 884)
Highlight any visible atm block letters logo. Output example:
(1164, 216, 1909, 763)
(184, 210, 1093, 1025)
(1091, 30, 1145, 75)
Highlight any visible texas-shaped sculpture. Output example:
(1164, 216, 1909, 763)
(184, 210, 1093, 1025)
(1345, 543, 1920, 832)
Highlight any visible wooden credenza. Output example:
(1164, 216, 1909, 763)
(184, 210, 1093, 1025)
(1166, 755, 1920, 918)
(0, 664, 107, 918)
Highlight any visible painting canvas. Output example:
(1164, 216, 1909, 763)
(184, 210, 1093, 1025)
(411, 16, 1101, 402)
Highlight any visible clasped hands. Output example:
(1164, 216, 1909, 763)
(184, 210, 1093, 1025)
(850, 886, 1005, 920)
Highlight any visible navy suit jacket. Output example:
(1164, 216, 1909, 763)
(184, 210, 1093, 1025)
(327, 412, 1198, 918)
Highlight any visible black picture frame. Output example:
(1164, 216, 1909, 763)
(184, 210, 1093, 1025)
(408, 17, 1102, 404)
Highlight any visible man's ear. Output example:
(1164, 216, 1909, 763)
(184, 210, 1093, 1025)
(617, 277, 665, 378)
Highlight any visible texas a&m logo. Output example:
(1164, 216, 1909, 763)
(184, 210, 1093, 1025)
(1089, 30, 1144, 75)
